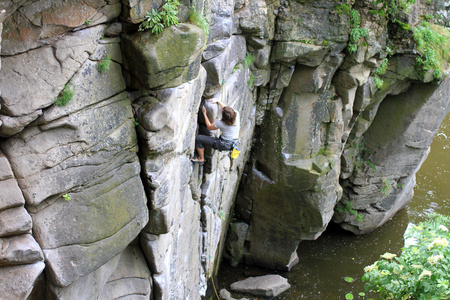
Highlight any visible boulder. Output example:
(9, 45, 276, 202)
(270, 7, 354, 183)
(47, 253, 121, 300)
(122, 23, 206, 89)
(0, 207, 32, 237)
(274, 1, 349, 43)
(335, 75, 450, 234)
(230, 275, 290, 297)
(202, 35, 247, 95)
(0, 178, 25, 211)
(239, 65, 343, 270)
(1, 1, 119, 55)
(0, 262, 45, 299)
(98, 244, 152, 300)
(224, 222, 248, 267)
(0, 234, 44, 266)
(0, 25, 106, 137)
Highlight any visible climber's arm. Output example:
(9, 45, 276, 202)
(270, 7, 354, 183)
(202, 106, 218, 131)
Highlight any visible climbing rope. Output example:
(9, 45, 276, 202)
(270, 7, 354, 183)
(211, 275, 220, 299)
(207, 79, 228, 299)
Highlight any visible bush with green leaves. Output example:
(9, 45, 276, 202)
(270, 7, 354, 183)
(336, 5, 368, 54)
(413, 21, 450, 80)
(139, 0, 180, 34)
(373, 58, 389, 89)
(363, 214, 450, 299)
(369, 0, 416, 21)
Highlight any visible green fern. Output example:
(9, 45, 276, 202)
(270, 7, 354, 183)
(139, 0, 180, 34)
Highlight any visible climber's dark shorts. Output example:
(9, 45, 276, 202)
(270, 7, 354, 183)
(195, 135, 236, 151)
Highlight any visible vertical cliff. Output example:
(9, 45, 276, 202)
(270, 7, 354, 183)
(0, 0, 449, 299)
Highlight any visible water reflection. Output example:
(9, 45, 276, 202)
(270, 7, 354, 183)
(218, 113, 449, 299)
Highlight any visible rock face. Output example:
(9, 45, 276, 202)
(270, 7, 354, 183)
(0, 0, 449, 299)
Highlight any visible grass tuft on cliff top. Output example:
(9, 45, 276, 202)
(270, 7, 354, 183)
(413, 22, 450, 80)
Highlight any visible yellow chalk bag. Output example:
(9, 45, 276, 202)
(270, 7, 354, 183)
(231, 147, 241, 159)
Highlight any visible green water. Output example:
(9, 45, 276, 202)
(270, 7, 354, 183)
(218, 112, 449, 299)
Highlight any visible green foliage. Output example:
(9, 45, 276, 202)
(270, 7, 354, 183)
(413, 22, 450, 80)
(345, 293, 354, 300)
(322, 40, 329, 46)
(373, 76, 384, 89)
(54, 83, 75, 107)
(363, 214, 450, 299)
(62, 194, 71, 201)
(243, 53, 254, 69)
(356, 214, 365, 222)
(85, 19, 92, 26)
(346, 9, 368, 54)
(139, 0, 180, 34)
(247, 73, 255, 89)
(189, 8, 209, 35)
(420, 14, 435, 22)
(352, 142, 376, 173)
(345, 277, 355, 283)
(376, 58, 389, 75)
(346, 201, 357, 216)
(335, 4, 351, 15)
(381, 178, 392, 196)
(372, 0, 416, 21)
(97, 56, 111, 73)
(394, 19, 411, 31)
(218, 210, 226, 221)
(366, 160, 377, 173)
(299, 39, 314, 44)
(373, 58, 389, 89)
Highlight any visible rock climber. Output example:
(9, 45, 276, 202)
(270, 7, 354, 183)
(192, 98, 240, 164)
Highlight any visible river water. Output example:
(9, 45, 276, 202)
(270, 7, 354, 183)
(218, 112, 449, 299)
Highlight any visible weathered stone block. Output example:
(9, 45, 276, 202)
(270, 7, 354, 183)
(230, 275, 291, 297)
(98, 245, 152, 300)
(0, 261, 45, 299)
(0, 26, 105, 117)
(122, 23, 206, 89)
(0, 207, 32, 237)
(0, 179, 25, 211)
(0, 151, 13, 180)
(138, 101, 170, 132)
(0, 234, 43, 266)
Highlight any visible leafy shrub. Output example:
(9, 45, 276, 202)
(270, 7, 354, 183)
(139, 0, 180, 34)
(189, 8, 209, 35)
(413, 21, 450, 80)
(54, 84, 75, 107)
(363, 214, 450, 299)
(97, 56, 111, 73)
(336, 6, 368, 55)
(373, 58, 389, 89)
